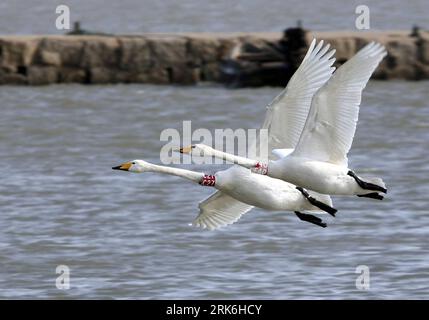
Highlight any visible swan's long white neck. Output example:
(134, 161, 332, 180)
(144, 163, 205, 184)
(202, 147, 259, 169)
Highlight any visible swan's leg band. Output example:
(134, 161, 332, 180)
(251, 162, 268, 175)
(199, 175, 216, 186)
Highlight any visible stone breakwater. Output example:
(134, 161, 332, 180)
(0, 31, 428, 85)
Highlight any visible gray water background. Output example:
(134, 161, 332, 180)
(0, 0, 429, 299)
(0, 0, 427, 35)
(1, 81, 429, 299)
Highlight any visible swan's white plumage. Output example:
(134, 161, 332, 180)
(260, 39, 336, 155)
(194, 191, 253, 230)
(192, 42, 387, 197)
(197, 39, 336, 229)
(292, 42, 387, 166)
(272, 148, 294, 159)
(193, 166, 333, 230)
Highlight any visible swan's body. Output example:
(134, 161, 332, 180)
(268, 157, 383, 195)
(186, 42, 388, 198)
(214, 166, 325, 212)
(183, 145, 377, 196)
(113, 160, 333, 229)
(114, 39, 339, 229)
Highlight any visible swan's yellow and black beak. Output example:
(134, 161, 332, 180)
(178, 145, 195, 154)
(112, 162, 132, 171)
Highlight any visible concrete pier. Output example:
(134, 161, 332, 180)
(0, 30, 428, 86)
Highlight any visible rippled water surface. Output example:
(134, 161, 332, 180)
(0, 0, 428, 34)
(0, 81, 428, 299)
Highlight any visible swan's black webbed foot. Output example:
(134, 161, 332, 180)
(357, 192, 384, 200)
(296, 186, 337, 217)
(347, 170, 387, 193)
(295, 211, 327, 228)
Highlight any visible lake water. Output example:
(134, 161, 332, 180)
(1, 0, 429, 300)
(0, 0, 427, 35)
(1, 80, 429, 299)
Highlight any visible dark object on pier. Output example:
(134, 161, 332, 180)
(66, 21, 112, 36)
(220, 60, 291, 87)
(220, 24, 308, 87)
(410, 25, 420, 37)
(279, 25, 307, 71)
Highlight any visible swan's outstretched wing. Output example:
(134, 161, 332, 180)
(260, 39, 336, 155)
(292, 42, 387, 166)
(194, 41, 338, 228)
(193, 191, 253, 230)
(272, 148, 294, 159)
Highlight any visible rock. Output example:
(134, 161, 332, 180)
(1, 32, 429, 86)
(201, 62, 220, 81)
(0, 67, 27, 85)
(0, 72, 27, 85)
(120, 72, 148, 83)
(88, 67, 135, 84)
(383, 37, 418, 79)
(186, 37, 222, 64)
(143, 36, 194, 84)
(80, 37, 120, 68)
(146, 36, 187, 65)
(59, 68, 87, 83)
(40, 51, 61, 67)
(218, 38, 241, 59)
(309, 31, 423, 80)
(145, 67, 170, 84)
(88, 67, 117, 84)
(39, 50, 61, 66)
(27, 66, 58, 85)
(0, 37, 39, 73)
(35, 37, 85, 67)
(118, 37, 151, 71)
(168, 65, 199, 84)
(418, 31, 429, 64)
(415, 61, 429, 79)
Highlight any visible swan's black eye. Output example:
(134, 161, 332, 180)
(132, 162, 136, 165)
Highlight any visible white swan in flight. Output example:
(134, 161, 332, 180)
(182, 42, 388, 200)
(112, 160, 334, 229)
(113, 39, 337, 229)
